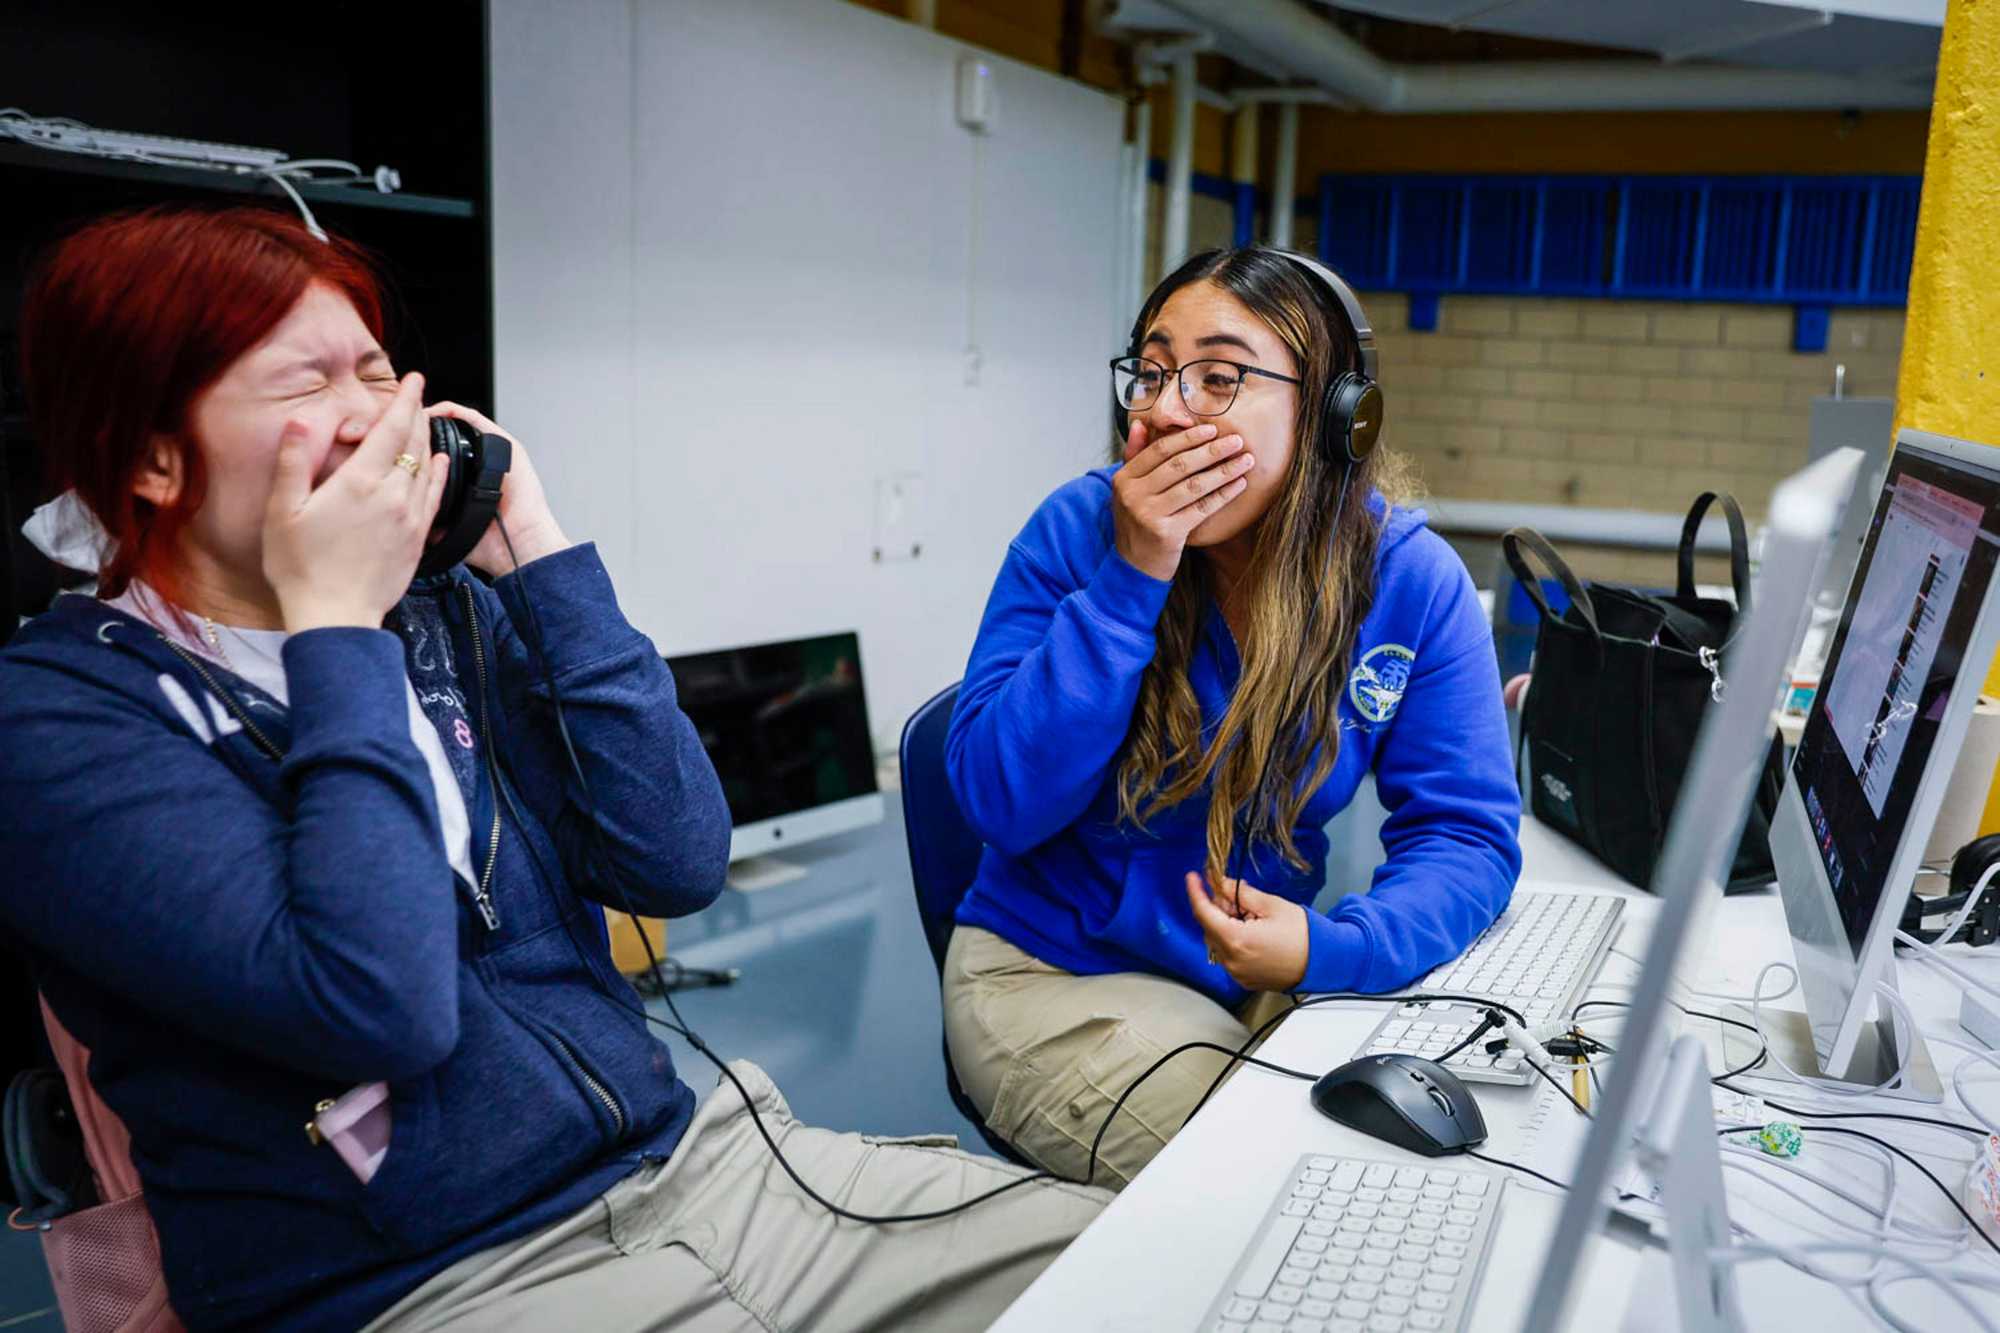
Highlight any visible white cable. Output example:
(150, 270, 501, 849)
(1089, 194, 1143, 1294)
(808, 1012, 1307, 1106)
(1606, 942, 1801, 1006)
(1743, 964, 1920, 1098)
(1898, 928, 2000, 1007)
(1926, 1034, 2000, 1139)
(257, 169, 328, 242)
(1933, 858, 2000, 947)
(1715, 1240, 2000, 1333)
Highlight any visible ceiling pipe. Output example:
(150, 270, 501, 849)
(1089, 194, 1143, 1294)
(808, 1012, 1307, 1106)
(1161, 50, 1198, 274)
(1124, 0, 1934, 111)
(1270, 101, 1299, 249)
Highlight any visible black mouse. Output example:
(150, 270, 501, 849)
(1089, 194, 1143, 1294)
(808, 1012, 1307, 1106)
(1310, 1053, 1487, 1156)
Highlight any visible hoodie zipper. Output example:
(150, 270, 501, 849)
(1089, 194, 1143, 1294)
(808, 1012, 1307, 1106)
(458, 583, 626, 1137)
(156, 638, 284, 760)
(457, 583, 504, 933)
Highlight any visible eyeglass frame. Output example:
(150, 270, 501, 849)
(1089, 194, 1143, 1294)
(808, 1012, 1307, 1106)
(1108, 354, 1303, 418)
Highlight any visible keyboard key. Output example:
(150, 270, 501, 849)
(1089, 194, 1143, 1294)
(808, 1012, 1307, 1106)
(1235, 1216, 1307, 1297)
(1283, 1201, 1313, 1218)
(1391, 1262, 1423, 1280)
(1309, 1157, 1339, 1173)
(1378, 1296, 1412, 1316)
(1336, 1301, 1371, 1320)
(1457, 1176, 1489, 1196)
(1409, 1313, 1444, 1331)
(1446, 1211, 1477, 1227)
(1421, 1184, 1452, 1200)
(1356, 1188, 1387, 1204)
(1434, 1241, 1467, 1259)
(1224, 1299, 1259, 1321)
(1300, 1298, 1336, 1318)
(1353, 1264, 1387, 1284)
(1388, 1187, 1419, 1204)
(1301, 1170, 1330, 1186)
(1429, 1171, 1457, 1185)
(1309, 1281, 1344, 1301)
(1333, 1234, 1366, 1251)
(1215, 1322, 1249, 1333)
(1360, 1247, 1397, 1267)
(1421, 1275, 1455, 1294)
(1382, 1203, 1413, 1220)
(1343, 1281, 1381, 1302)
(1270, 1285, 1304, 1305)
(1394, 1167, 1428, 1189)
(1257, 1301, 1295, 1322)
(1280, 1267, 1314, 1288)
(1249, 1323, 1287, 1333)
(1306, 1221, 1337, 1238)
(1441, 1225, 1473, 1242)
(1376, 1219, 1407, 1235)
(1430, 1258, 1463, 1277)
(1384, 1279, 1418, 1299)
(1416, 1293, 1450, 1312)
(1367, 1316, 1404, 1333)
(1291, 1323, 1326, 1333)
(1297, 1237, 1330, 1255)
(1416, 1200, 1447, 1216)
(1294, 1185, 1323, 1201)
(1363, 1165, 1396, 1188)
(1315, 1204, 1345, 1222)
(1330, 1323, 1365, 1333)
(1452, 1193, 1486, 1212)
(1349, 1202, 1380, 1219)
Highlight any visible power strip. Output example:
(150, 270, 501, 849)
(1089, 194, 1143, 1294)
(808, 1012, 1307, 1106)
(1963, 986, 2000, 1049)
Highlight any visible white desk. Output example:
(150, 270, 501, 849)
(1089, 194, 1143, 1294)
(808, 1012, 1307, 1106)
(991, 817, 1997, 1332)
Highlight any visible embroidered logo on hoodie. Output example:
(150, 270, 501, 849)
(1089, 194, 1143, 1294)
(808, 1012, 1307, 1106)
(1349, 643, 1415, 726)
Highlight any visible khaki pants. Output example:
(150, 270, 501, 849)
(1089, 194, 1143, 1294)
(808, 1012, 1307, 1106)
(362, 1060, 1108, 1332)
(942, 926, 1295, 1191)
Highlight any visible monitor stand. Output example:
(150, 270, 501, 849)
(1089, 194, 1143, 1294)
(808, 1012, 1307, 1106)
(727, 854, 809, 893)
(1633, 1036, 1745, 1333)
(1757, 1002, 1944, 1103)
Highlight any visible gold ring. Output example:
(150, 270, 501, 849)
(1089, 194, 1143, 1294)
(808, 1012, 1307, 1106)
(392, 453, 422, 478)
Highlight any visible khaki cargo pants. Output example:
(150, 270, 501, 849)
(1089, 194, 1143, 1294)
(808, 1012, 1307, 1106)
(363, 1060, 1109, 1332)
(942, 926, 1296, 1191)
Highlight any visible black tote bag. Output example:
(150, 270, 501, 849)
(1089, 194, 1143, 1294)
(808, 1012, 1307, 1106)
(1504, 492, 1785, 893)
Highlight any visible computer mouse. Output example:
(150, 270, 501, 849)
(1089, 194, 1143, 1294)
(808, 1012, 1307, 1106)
(1310, 1053, 1487, 1156)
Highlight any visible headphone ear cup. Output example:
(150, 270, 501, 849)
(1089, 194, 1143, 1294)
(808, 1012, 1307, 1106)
(1324, 375, 1384, 466)
(1952, 832, 2000, 895)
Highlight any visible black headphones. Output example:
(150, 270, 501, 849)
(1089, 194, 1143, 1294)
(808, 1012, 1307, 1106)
(1278, 252, 1384, 468)
(1118, 249, 1383, 471)
(420, 416, 512, 577)
(1899, 831, 2000, 948)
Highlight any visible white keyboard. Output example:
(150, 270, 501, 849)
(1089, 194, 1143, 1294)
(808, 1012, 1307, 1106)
(1202, 1154, 1502, 1333)
(1356, 891, 1623, 1085)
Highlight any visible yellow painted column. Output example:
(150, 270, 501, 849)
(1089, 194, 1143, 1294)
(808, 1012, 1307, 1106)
(1894, 0, 2000, 829)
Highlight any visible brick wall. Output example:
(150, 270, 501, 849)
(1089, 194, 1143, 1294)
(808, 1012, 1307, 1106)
(1142, 189, 1903, 583)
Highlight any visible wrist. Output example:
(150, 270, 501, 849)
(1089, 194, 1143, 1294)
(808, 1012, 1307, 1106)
(500, 521, 571, 569)
(280, 596, 384, 633)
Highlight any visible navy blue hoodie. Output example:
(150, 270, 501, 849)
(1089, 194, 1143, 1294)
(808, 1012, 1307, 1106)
(0, 545, 731, 1330)
(949, 470, 1521, 1004)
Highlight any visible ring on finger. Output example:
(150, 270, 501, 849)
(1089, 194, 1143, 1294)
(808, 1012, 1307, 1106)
(392, 452, 422, 478)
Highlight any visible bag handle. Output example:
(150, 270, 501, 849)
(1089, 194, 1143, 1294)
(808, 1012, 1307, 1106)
(1502, 527, 1602, 649)
(1677, 492, 1752, 613)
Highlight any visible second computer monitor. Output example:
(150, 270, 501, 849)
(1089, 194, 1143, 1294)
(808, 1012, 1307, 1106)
(1770, 428, 2000, 1090)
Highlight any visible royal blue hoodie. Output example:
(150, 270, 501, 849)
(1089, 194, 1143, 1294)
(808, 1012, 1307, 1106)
(948, 469, 1521, 1004)
(0, 545, 730, 1331)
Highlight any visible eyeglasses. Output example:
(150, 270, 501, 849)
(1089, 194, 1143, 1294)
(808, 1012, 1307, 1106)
(1110, 354, 1301, 417)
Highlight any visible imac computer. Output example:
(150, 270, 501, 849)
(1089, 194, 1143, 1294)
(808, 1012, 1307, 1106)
(665, 631, 884, 890)
(1522, 447, 1863, 1333)
(1768, 428, 2000, 1099)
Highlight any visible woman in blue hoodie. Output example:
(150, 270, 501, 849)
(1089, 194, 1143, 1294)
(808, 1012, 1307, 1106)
(941, 248, 1522, 1187)
(0, 207, 1102, 1332)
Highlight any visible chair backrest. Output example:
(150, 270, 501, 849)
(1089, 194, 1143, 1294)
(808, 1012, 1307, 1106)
(35, 998, 183, 1333)
(899, 683, 986, 977)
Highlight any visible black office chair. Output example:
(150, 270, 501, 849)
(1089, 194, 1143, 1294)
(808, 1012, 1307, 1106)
(898, 682, 1032, 1166)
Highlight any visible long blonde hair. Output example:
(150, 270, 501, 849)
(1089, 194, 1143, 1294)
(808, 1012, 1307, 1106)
(1112, 248, 1411, 888)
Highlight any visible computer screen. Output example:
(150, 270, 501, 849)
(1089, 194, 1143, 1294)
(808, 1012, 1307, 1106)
(1789, 441, 2000, 956)
(666, 632, 878, 828)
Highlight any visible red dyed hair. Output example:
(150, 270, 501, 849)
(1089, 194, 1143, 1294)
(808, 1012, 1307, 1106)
(18, 205, 386, 605)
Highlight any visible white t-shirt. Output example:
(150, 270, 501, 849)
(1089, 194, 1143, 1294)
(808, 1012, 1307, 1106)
(106, 584, 476, 886)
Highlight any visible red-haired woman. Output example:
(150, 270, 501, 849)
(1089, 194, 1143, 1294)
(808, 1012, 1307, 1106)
(0, 206, 1101, 1332)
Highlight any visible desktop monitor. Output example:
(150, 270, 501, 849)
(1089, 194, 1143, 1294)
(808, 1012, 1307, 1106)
(1807, 395, 1896, 610)
(665, 631, 884, 886)
(1769, 429, 2000, 1095)
(1522, 447, 1862, 1333)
